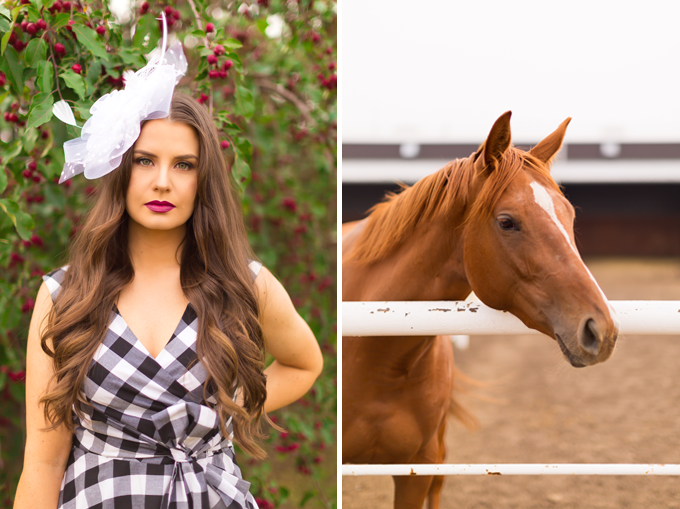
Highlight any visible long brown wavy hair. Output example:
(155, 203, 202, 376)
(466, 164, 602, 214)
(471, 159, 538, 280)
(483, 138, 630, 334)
(40, 92, 271, 458)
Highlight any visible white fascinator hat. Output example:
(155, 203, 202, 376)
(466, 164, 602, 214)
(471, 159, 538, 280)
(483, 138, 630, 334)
(53, 13, 188, 184)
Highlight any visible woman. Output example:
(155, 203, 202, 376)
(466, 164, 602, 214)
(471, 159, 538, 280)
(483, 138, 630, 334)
(13, 40, 323, 509)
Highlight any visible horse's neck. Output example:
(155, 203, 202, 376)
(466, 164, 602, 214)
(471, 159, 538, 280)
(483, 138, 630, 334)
(343, 212, 472, 302)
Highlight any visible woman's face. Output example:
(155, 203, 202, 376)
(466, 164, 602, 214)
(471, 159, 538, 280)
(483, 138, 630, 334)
(126, 119, 200, 232)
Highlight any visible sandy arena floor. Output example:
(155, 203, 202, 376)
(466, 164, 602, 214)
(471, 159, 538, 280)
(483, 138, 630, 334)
(342, 258, 680, 509)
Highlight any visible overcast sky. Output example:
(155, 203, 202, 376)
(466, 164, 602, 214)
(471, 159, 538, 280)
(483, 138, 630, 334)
(342, 1, 680, 144)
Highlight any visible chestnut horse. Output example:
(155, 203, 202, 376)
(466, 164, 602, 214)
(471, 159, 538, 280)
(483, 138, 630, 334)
(342, 112, 619, 509)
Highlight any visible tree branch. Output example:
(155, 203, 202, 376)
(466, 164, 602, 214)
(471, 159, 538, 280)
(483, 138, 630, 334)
(255, 78, 314, 126)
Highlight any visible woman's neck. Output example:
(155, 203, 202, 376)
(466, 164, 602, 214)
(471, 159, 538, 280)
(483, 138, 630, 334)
(127, 219, 186, 274)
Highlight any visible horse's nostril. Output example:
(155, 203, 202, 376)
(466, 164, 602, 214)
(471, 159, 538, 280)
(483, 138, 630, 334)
(579, 318, 601, 355)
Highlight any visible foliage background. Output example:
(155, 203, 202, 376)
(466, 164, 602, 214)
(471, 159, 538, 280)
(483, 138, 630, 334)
(0, 0, 336, 507)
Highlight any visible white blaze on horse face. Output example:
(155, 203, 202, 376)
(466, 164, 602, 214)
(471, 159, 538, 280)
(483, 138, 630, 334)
(530, 181, 619, 327)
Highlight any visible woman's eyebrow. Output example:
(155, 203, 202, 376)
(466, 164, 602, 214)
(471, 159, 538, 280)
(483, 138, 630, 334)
(134, 150, 198, 160)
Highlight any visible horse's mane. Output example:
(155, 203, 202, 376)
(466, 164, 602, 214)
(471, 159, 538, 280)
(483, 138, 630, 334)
(345, 146, 562, 265)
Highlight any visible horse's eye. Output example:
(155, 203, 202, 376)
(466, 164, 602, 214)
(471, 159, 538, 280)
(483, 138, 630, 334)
(498, 217, 518, 231)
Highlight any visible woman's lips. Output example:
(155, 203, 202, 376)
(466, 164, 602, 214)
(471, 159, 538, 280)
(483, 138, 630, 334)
(145, 201, 175, 213)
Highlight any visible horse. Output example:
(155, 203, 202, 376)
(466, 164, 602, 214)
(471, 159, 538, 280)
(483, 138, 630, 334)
(342, 112, 619, 509)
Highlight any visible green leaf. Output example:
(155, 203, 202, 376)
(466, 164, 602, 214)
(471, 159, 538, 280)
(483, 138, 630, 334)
(1, 32, 10, 55)
(72, 24, 108, 59)
(0, 46, 24, 95)
(234, 85, 255, 120)
(36, 59, 53, 93)
(60, 69, 86, 100)
(222, 38, 243, 50)
(0, 16, 10, 33)
(190, 29, 205, 39)
(1, 140, 22, 166)
(0, 166, 6, 194)
(133, 14, 160, 50)
(25, 92, 54, 130)
(0, 5, 11, 19)
(0, 199, 35, 240)
(25, 5, 39, 22)
(43, 181, 66, 209)
(50, 12, 71, 30)
(232, 145, 251, 193)
(118, 48, 145, 67)
(24, 38, 47, 67)
(255, 18, 268, 34)
(21, 126, 38, 154)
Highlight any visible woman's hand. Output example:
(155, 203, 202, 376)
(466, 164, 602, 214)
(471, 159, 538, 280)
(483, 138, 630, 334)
(255, 267, 323, 413)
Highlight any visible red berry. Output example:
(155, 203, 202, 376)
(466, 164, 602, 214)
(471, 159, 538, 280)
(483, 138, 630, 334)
(206, 22, 215, 33)
(207, 54, 218, 65)
(20, 20, 28, 32)
(208, 70, 219, 79)
(140, 1, 149, 14)
(11, 102, 19, 111)
(32, 175, 41, 183)
(164, 5, 173, 15)
(52, 0, 62, 10)
(325, 47, 332, 55)
(328, 61, 336, 70)
(96, 25, 106, 35)
(3, 112, 10, 121)
(220, 140, 230, 149)
(37, 19, 47, 30)
(213, 45, 225, 56)
(8, 113, 18, 123)
(41, 130, 49, 139)
(28, 161, 37, 171)
(12, 40, 24, 52)
(62, 1, 71, 11)
(30, 234, 44, 248)
(22, 169, 32, 179)
(71, 64, 82, 74)
(26, 23, 37, 35)
(311, 33, 320, 43)
(54, 43, 66, 55)
(197, 93, 209, 104)
(173, 9, 181, 20)
(222, 59, 233, 70)
(0, 73, 5, 87)
(33, 195, 44, 203)
(218, 70, 227, 79)
(21, 299, 34, 313)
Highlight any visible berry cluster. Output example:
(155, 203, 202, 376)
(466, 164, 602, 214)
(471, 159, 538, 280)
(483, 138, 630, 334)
(3, 102, 23, 126)
(207, 45, 234, 80)
(22, 160, 43, 183)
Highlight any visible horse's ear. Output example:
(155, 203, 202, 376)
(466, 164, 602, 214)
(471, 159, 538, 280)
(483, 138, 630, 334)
(475, 111, 512, 175)
(529, 117, 572, 164)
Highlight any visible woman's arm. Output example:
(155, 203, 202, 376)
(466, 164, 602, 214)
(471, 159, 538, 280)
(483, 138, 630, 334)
(255, 268, 323, 413)
(14, 282, 73, 509)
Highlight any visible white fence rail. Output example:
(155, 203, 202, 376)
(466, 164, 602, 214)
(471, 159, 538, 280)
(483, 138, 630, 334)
(342, 299, 680, 476)
(342, 464, 680, 476)
(342, 300, 680, 337)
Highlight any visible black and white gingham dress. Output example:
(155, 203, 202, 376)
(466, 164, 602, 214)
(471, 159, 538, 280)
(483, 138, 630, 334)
(43, 264, 261, 509)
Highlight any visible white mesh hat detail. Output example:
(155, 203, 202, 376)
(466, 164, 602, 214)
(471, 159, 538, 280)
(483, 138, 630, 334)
(54, 13, 187, 184)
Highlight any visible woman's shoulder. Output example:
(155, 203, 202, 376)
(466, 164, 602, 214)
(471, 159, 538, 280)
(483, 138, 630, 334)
(42, 265, 70, 302)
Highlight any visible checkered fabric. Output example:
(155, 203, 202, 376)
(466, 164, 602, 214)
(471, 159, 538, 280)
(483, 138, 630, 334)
(44, 264, 262, 509)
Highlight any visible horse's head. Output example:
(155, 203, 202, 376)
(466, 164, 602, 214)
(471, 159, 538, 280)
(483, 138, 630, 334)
(463, 112, 619, 367)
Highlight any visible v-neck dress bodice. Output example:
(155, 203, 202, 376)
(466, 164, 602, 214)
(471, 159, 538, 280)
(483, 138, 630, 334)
(43, 265, 262, 509)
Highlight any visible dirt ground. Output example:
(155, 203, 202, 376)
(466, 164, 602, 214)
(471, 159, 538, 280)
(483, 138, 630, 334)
(342, 258, 680, 509)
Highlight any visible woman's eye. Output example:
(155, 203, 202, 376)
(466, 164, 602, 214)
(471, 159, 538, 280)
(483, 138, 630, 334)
(498, 217, 518, 231)
(136, 158, 153, 166)
(177, 161, 193, 171)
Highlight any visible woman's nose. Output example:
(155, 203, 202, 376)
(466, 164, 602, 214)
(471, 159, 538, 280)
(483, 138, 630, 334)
(152, 164, 171, 190)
